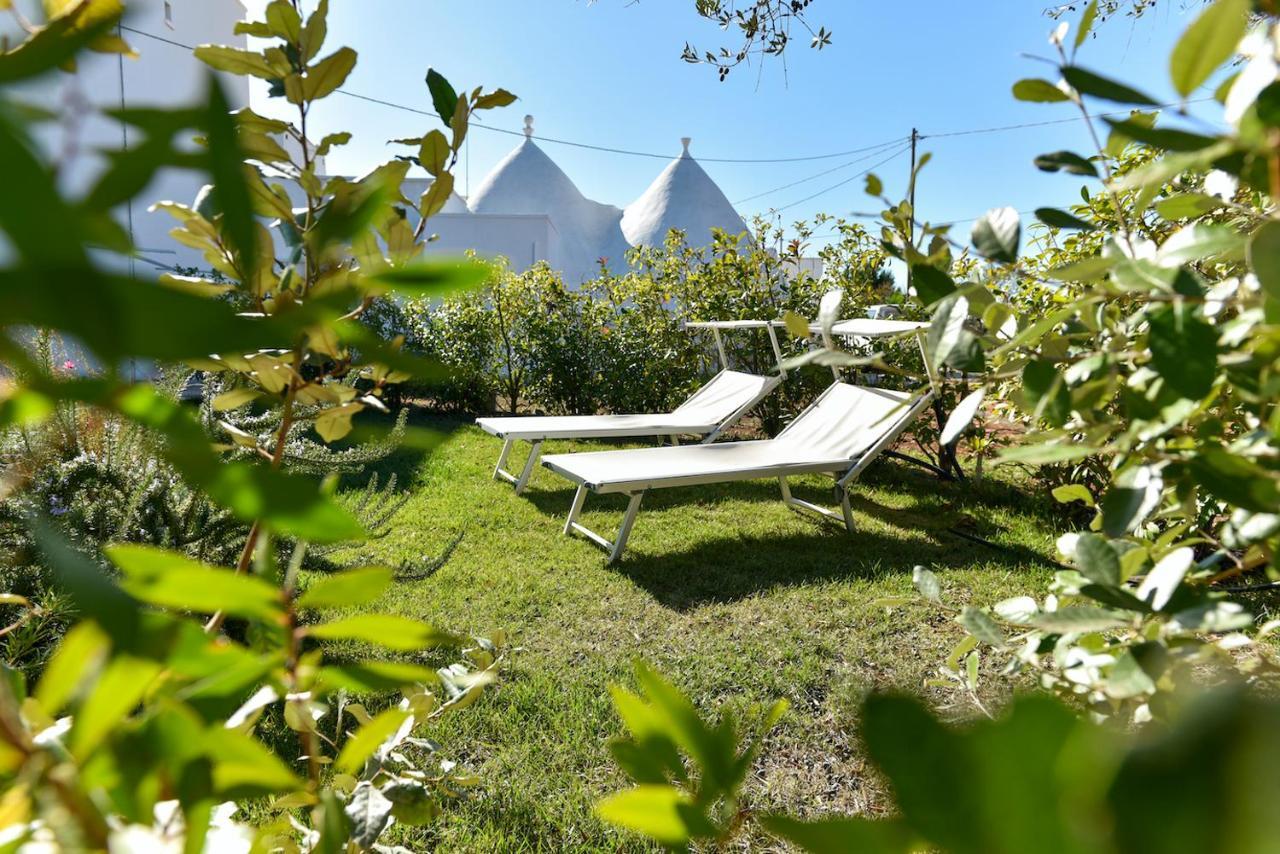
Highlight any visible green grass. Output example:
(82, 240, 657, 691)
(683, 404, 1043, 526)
(318, 411, 1062, 851)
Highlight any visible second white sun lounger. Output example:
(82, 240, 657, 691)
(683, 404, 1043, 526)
(476, 320, 786, 493)
(542, 309, 940, 562)
(543, 381, 936, 562)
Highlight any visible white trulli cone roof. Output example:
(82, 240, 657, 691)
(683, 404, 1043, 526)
(467, 116, 631, 282)
(621, 138, 748, 248)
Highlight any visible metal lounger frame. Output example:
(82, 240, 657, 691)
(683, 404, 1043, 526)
(487, 320, 788, 494)
(557, 324, 941, 563)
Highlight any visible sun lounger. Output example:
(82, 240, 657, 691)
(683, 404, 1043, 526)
(476, 320, 786, 493)
(543, 381, 936, 562)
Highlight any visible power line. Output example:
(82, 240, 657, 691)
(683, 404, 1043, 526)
(920, 97, 1217, 140)
(119, 25, 909, 165)
(732, 137, 910, 205)
(763, 144, 913, 214)
(120, 25, 1222, 170)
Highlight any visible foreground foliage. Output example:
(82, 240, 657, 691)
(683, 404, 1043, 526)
(597, 0, 1280, 849)
(0, 0, 513, 849)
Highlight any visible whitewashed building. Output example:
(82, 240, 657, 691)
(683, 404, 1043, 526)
(423, 118, 750, 286)
(16, 2, 757, 284)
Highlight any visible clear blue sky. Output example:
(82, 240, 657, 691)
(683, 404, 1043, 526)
(243, 1, 1222, 247)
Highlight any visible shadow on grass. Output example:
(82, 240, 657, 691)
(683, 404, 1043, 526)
(525, 462, 1056, 611)
(337, 408, 472, 488)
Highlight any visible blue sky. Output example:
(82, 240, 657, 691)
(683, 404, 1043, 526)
(243, 1, 1222, 247)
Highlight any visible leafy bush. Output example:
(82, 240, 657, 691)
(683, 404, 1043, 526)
(0, 1, 515, 848)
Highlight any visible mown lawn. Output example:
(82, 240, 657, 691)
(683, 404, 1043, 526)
(315, 409, 1062, 851)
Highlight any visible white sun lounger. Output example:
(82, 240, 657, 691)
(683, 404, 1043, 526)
(476, 320, 787, 493)
(542, 308, 940, 562)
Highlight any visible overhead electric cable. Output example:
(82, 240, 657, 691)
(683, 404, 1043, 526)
(119, 25, 914, 165)
(732, 137, 910, 205)
(764, 144, 913, 214)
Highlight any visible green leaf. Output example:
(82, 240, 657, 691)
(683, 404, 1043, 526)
(1157, 223, 1245, 265)
(1048, 255, 1116, 281)
(425, 68, 459, 125)
(1075, 0, 1099, 49)
(595, 785, 715, 847)
(106, 544, 283, 621)
(1052, 484, 1094, 506)
(297, 566, 394, 610)
(264, 0, 302, 41)
(1148, 302, 1217, 399)
(301, 0, 328, 62)
(909, 265, 956, 306)
(316, 660, 439, 694)
(70, 654, 163, 757)
(1062, 66, 1159, 105)
(418, 129, 450, 176)
(860, 695, 979, 853)
(346, 782, 394, 848)
(958, 606, 1005, 647)
(1101, 466, 1163, 537)
(1170, 0, 1249, 98)
(193, 45, 279, 79)
(940, 387, 985, 446)
(1012, 78, 1070, 103)
(912, 565, 942, 604)
(32, 517, 142, 648)
(205, 76, 257, 280)
(0, 100, 88, 267)
(364, 260, 490, 298)
(1102, 119, 1219, 152)
(762, 814, 913, 853)
(971, 207, 1020, 263)
(1075, 533, 1122, 587)
(1022, 360, 1071, 428)
(1035, 207, 1094, 230)
(205, 725, 303, 797)
(307, 615, 463, 651)
(336, 708, 409, 774)
(1248, 220, 1280, 306)
(212, 387, 262, 412)
(474, 88, 518, 110)
(1156, 193, 1225, 220)
(927, 294, 970, 369)
(1109, 690, 1280, 854)
(1034, 150, 1098, 177)
(1135, 547, 1194, 611)
(1189, 448, 1280, 513)
(0, 0, 122, 83)
(303, 47, 356, 101)
(34, 621, 109, 716)
(1030, 606, 1129, 633)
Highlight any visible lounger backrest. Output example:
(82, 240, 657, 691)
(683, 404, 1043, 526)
(671, 370, 774, 425)
(776, 383, 923, 460)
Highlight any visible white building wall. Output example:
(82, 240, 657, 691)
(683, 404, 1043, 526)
(425, 213, 559, 274)
(10, 0, 250, 271)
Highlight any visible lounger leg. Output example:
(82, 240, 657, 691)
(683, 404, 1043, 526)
(514, 440, 542, 494)
(564, 488, 646, 563)
(564, 484, 588, 535)
(781, 475, 855, 531)
(838, 485, 854, 533)
(493, 438, 514, 481)
(609, 492, 645, 564)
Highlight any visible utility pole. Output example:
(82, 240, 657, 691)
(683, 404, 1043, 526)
(906, 127, 919, 297)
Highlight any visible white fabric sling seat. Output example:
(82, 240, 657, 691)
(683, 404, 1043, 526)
(542, 382, 935, 563)
(477, 320, 787, 494)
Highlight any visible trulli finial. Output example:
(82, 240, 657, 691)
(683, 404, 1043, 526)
(681, 137, 692, 156)
(524, 115, 534, 138)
